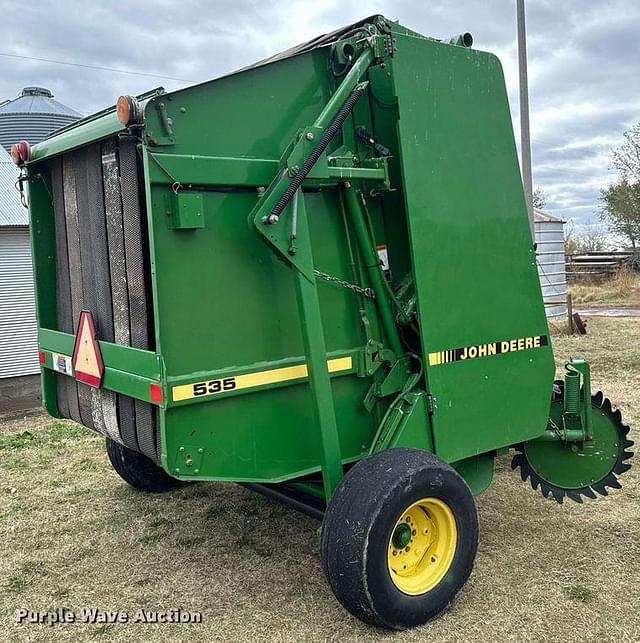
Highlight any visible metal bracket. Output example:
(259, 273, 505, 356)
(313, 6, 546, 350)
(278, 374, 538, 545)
(173, 445, 204, 476)
(145, 100, 175, 146)
(363, 354, 413, 412)
(369, 390, 433, 454)
(249, 47, 373, 277)
(331, 18, 394, 74)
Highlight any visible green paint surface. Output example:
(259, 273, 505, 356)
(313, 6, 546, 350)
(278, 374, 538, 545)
(391, 33, 555, 462)
(26, 18, 560, 495)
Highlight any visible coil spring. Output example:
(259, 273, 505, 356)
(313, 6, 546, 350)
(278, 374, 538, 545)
(268, 87, 365, 221)
(564, 371, 580, 415)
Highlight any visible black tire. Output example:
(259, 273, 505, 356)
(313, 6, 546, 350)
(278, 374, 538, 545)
(321, 448, 478, 629)
(105, 437, 187, 493)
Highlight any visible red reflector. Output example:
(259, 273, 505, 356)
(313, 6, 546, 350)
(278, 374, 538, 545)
(149, 383, 163, 403)
(72, 311, 104, 388)
(38, 350, 46, 365)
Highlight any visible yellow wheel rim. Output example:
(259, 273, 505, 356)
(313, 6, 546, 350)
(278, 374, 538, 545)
(387, 497, 457, 595)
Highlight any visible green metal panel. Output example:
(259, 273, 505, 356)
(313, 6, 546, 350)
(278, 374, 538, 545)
(38, 329, 160, 377)
(391, 33, 555, 462)
(27, 169, 59, 418)
(138, 51, 386, 481)
(37, 329, 161, 404)
(164, 376, 372, 482)
(142, 51, 333, 160)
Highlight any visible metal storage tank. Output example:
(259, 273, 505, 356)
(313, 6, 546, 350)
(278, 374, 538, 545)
(0, 86, 81, 152)
(535, 208, 567, 319)
(0, 144, 39, 380)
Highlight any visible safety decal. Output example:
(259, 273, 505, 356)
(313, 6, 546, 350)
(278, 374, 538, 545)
(172, 356, 353, 402)
(428, 335, 548, 367)
(52, 352, 73, 376)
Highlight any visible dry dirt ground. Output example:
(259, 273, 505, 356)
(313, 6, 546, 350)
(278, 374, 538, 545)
(1, 317, 639, 642)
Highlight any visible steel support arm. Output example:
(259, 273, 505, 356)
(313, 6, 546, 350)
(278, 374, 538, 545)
(342, 183, 403, 357)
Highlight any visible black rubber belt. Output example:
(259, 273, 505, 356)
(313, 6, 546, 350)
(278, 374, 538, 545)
(50, 157, 72, 420)
(86, 143, 121, 443)
(74, 147, 105, 431)
(119, 137, 156, 460)
(101, 139, 138, 451)
(62, 154, 92, 427)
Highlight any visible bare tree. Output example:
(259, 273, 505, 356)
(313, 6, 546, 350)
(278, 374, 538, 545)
(532, 186, 547, 209)
(574, 219, 609, 253)
(612, 123, 640, 181)
(564, 219, 577, 255)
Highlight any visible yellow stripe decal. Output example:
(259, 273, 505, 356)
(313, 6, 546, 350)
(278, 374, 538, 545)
(172, 356, 353, 402)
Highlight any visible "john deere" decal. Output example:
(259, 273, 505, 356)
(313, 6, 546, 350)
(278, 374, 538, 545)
(428, 335, 548, 366)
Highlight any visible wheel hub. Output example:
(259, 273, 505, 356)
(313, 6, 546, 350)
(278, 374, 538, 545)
(392, 522, 412, 549)
(387, 497, 457, 595)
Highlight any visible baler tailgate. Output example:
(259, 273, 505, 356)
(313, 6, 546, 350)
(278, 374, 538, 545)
(47, 135, 159, 460)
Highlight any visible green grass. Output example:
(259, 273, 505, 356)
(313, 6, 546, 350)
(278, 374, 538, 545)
(0, 317, 638, 641)
(0, 421, 87, 451)
(570, 270, 640, 306)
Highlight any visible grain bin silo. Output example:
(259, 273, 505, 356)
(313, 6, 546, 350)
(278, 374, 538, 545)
(535, 208, 567, 319)
(0, 87, 81, 153)
(0, 87, 80, 407)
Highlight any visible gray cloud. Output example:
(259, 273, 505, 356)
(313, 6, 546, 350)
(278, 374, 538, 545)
(0, 0, 637, 227)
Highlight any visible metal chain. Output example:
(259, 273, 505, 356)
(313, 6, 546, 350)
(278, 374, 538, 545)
(314, 269, 375, 299)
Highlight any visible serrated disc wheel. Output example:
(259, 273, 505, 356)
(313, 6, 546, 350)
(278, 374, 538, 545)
(511, 381, 633, 503)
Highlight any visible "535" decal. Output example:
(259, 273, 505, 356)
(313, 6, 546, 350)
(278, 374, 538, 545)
(193, 377, 237, 397)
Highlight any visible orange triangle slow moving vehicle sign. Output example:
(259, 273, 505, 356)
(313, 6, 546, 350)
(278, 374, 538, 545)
(72, 311, 104, 388)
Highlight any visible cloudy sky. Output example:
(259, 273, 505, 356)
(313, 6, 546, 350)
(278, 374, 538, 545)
(1, 0, 638, 228)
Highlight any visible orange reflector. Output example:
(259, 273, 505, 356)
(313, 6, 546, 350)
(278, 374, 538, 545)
(149, 383, 163, 404)
(38, 350, 45, 365)
(72, 311, 104, 388)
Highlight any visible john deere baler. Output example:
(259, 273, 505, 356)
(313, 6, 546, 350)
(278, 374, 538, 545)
(17, 16, 632, 629)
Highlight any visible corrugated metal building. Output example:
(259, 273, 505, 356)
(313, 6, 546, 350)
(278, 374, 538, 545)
(0, 144, 39, 378)
(535, 208, 567, 319)
(0, 88, 80, 388)
(0, 86, 81, 152)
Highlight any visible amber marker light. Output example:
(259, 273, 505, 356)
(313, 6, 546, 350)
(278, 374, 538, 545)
(116, 95, 142, 126)
(11, 140, 30, 165)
